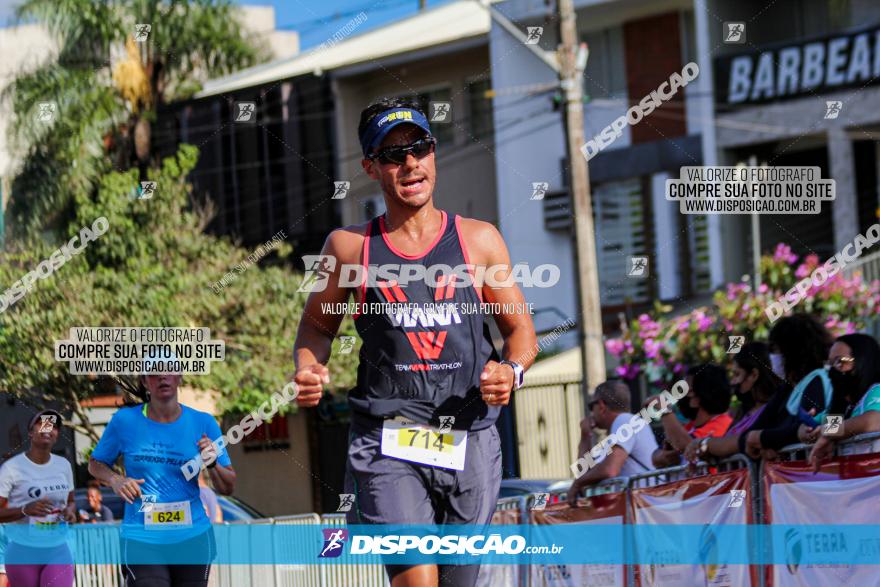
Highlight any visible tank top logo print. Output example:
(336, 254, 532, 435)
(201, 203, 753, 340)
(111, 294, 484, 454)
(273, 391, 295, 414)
(377, 274, 462, 367)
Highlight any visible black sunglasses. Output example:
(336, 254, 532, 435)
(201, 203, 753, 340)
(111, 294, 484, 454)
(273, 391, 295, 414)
(369, 137, 436, 165)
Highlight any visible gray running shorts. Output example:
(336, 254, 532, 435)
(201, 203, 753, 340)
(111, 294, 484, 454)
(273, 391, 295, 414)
(344, 424, 502, 586)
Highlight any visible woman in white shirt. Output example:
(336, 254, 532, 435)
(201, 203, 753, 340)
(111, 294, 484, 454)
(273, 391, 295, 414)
(0, 410, 76, 587)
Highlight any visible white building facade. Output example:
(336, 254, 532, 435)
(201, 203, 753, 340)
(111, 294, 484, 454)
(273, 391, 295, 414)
(490, 0, 880, 340)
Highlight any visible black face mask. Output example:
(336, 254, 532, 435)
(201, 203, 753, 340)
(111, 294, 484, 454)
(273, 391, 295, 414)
(733, 384, 755, 410)
(829, 368, 859, 399)
(678, 398, 699, 421)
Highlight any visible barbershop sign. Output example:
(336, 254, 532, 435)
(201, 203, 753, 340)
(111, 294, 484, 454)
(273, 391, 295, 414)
(715, 24, 880, 106)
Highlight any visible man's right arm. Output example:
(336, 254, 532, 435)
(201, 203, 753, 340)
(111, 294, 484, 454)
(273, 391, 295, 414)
(293, 227, 364, 407)
(576, 417, 593, 463)
(651, 447, 680, 468)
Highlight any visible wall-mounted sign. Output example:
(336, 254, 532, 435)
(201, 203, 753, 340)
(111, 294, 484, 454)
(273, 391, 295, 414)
(715, 24, 880, 106)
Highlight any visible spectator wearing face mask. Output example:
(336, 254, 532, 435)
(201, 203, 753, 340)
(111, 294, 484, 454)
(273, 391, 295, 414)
(806, 333, 880, 471)
(651, 364, 733, 468)
(743, 314, 832, 460)
(683, 342, 780, 462)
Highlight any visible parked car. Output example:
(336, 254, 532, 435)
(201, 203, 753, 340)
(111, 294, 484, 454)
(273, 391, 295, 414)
(547, 479, 574, 495)
(498, 478, 568, 504)
(74, 487, 264, 522)
(218, 495, 264, 521)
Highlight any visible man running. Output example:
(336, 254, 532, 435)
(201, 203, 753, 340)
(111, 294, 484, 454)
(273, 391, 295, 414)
(293, 97, 537, 587)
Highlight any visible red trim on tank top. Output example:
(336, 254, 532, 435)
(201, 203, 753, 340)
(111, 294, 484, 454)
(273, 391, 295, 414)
(454, 214, 483, 302)
(352, 223, 371, 320)
(379, 210, 447, 260)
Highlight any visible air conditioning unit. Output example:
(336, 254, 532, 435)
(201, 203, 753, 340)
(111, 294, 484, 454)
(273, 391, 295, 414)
(542, 190, 572, 231)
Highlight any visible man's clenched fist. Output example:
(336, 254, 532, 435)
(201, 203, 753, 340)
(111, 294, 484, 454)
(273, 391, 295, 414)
(294, 363, 330, 407)
(480, 360, 514, 406)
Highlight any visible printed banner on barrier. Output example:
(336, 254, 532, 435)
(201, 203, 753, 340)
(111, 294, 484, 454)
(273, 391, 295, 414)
(529, 492, 626, 587)
(631, 468, 754, 587)
(764, 454, 880, 587)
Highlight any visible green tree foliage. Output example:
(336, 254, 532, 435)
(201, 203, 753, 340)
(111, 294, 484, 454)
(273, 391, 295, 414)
(0, 146, 359, 439)
(5, 0, 269, 238)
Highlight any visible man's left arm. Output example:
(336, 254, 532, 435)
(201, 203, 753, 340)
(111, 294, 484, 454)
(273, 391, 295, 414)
(461, 219, 537, 406)
(579, 445, 627, 484)
(567, 446, 627, 506)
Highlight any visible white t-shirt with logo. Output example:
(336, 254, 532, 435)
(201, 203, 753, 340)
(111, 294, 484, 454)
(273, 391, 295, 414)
(608, 413, 659, 478)
(0, 452, 74, 547)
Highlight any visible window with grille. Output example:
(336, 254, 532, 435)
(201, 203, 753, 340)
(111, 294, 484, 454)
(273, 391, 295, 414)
(395, 88, 454, 147)
(593, 179, 651, 306)
(580, 26, 627, 100)
(467, 78, 494, 142)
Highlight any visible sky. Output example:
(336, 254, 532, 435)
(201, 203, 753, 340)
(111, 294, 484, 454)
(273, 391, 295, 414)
(243, 0, 456, 50)
(0, 0, 456, 50)
(0, 0, 16, 25)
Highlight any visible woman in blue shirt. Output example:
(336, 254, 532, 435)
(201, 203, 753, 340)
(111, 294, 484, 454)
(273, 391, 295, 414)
(89, 369, 236, 587)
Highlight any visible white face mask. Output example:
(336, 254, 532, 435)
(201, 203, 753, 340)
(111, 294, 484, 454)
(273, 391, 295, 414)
(770, 352, 786, 380)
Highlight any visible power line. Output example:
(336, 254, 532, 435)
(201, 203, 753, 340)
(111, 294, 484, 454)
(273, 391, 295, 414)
(168, 102, 555, 227)
(149, 85, 549, 163)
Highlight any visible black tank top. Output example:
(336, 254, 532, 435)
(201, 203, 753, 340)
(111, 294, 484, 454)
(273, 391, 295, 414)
(349, 210, 500, 432)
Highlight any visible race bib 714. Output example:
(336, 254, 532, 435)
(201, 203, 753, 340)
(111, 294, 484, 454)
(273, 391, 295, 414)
(381, 418, 467, 470)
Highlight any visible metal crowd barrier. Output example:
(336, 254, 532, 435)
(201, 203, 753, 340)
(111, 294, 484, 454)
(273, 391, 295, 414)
(73, 522, 122, 587)
(62, 433, 880, 587)
(557, 475, 628, 502)
(494, 496, 527, 522)
(831, 429, 880, 456)
(274, 513, 322, 587)
(776, 430, 880, 461)
(627, 453, 752, 489)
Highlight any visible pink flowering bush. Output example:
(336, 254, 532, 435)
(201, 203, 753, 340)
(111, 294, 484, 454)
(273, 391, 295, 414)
(606, 243, 880, 385)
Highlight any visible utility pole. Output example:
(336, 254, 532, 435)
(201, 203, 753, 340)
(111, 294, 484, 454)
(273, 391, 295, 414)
(748, 155, 761, 290)
(557, 0, 606, 403)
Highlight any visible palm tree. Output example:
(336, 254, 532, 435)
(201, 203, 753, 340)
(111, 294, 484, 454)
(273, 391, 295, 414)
(4, 0, 269, 239)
